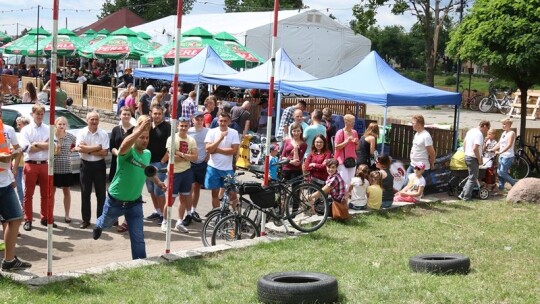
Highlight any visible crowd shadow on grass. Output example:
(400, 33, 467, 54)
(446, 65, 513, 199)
(355, 201, 475, 221)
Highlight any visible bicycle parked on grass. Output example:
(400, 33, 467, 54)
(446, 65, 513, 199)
(478, 79, 513, 114)
(510, 135, 540, 179)
(208, 169, 329, 246)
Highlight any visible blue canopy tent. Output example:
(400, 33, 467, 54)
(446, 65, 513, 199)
(280, 51, 462, 150)
(134, 45, 238, 83)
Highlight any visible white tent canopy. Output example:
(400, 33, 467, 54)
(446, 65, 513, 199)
(131, 10, 371, 78)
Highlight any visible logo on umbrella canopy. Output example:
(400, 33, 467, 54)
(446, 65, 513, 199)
(96, 37, 129, 54)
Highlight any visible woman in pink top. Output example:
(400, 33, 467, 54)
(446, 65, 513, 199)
(281, 122, 307, 186)
(334, 114, 359, 187)
(303, 134, 332, 187)
(124, 87, 138, 117)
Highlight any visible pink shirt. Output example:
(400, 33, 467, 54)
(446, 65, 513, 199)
(125, 95, 135, 109)
(334, 128, 358, 165)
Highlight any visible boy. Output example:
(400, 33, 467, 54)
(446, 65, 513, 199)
(393, 162, 426, 203)
(269, 144, 279, 181)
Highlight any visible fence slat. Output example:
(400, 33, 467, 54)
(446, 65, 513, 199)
(60, 81, 83, 106)
(87, 85, 113, 111)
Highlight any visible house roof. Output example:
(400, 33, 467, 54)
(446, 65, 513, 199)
(75, 8, 145, 35)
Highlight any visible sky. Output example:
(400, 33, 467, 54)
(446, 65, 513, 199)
(0, 0, 417, 37)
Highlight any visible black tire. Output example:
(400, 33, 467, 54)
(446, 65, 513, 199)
(285, 184, 329, 233)
(468, 98, 479, 111)
(257, 272, 338, 304)
(447, 186, 456, 196)
(201, 209, 230, 247)
(510, 156, 530, 180)
(478, 97, 493, 113)
(409, 253, 470, 275)
(210, 214, 259, 246)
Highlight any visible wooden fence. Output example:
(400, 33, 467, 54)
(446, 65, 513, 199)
(87, 85, 113, 111)
(61, 81, 83, 106)
(21, 76, 43, 93)
(389, 124, 456, 161)
(0, 75, 19, 96)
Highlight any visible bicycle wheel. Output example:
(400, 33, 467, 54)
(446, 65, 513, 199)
(468, 98, 479, 111)
(510, 156, 530, 180)
(201, 209, 230, 247)
(285, 184, 329, 233)
(211, 214, 260, 246)
(478, 97, 494, 113)
(499, 98, 512, 115)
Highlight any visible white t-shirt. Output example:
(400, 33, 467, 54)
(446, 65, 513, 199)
(463, 128, 484, 158)
(76, 75, 87, 84)
(406, 173, 426, 198)
(0, 124, 18, 187)
(410, 129, 433, 170)
(204, 127, 240, 171)
(349, 176, 370, 207)
(498, 130, 515, 158)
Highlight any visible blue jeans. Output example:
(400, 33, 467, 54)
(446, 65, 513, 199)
(16, 167, 24, 206)
(145, 162, 166, 196)
(460, 156, 479, 200)
(0, 185, 23, 221)
(96, 194, 146, 259)
(497, 156, 516, 190)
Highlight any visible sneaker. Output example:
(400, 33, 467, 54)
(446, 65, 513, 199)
(156, 216, 164, 226)
(93, 228, 102, 240)
(458, 194, 471, 201)
(145, 212, 161, 221)
(23, 221, 32, 231)
(191, 211, 202, 223)
(181, 215, 192, 226)
(1, 256, 32, 271)
(161, 221, 168, 232)
(175, 222, 189, 233)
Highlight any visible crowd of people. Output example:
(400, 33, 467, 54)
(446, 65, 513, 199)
(0, 86, 518, 268)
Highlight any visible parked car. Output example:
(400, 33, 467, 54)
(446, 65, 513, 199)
(2, 104, 112, 173)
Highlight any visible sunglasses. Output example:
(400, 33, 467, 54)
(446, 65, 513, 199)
(178, 117, 190, 122)
(414, 167, 422, 171)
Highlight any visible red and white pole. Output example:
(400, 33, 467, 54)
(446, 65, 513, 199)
(46, 0, 59, 276)
(261, 0, 280, 235)
(165, 0, 183, 254)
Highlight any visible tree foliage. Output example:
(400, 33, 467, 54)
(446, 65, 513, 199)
(350, 0, 461, 87)
(446, 0, 540, 138)
(364, 25, 423, 69)
(223, 0, 304, 13)
(100, 0, 196, 22)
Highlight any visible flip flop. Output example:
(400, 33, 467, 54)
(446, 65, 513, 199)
(117, 222, 128, 233)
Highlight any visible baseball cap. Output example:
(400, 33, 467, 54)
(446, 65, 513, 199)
(193, 111, 204, 118)
(414, 162, 426, 170)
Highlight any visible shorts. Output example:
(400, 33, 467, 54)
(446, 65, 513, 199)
(204, 166, 234, 190)
(145, 162, 167, 197)
(54, 173, 74, 188)
(191, 162, 207, 185)
(172, 169, 194, 196)
(0, 185, 23, 222)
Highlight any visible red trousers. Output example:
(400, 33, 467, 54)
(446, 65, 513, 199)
(23, 162, 52, 222)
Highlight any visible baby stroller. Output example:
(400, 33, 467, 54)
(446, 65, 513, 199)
(447, 157, 494, 200)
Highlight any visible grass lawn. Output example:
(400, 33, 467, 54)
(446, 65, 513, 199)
(1, 200, 539, 303)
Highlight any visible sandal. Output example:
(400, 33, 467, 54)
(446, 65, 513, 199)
(117, 222, 128, 233)
(65, 217, 72, 223)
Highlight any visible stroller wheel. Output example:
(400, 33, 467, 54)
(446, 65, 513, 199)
(447, 187, 456, 196)
(479, 188, 490, 200)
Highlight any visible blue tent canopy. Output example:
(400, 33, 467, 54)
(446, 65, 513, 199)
(133, 45, 238, 83)
(200, 48, 316, 90)
(280, 51, 461, 106)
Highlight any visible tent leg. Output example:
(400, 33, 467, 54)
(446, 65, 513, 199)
(275, 93, 282, 136)
(380, 107, 388, 154)
(195, 83, 200, 107)
(452, 105, 461, 150)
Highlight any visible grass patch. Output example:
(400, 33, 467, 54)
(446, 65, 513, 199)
(1, 201, 539, 303)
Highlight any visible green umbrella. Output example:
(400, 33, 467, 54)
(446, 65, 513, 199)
(137, 31, 161, 49)
(79, 29, 97, 40)
(140, 27, 263, 68)
(3, 26, 50, 56)
(0, 32, 12, 43)
(214, 31, 264, 66)
(97, 28, 110, 35)
(27, 28, 86, 57)
(78, 26, 155, 60)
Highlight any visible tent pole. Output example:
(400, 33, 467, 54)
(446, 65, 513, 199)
(195, 83, 200, 108)
(275, 92, 282, 136)
(452, 105, 460, 150)
(380, 106, 388, 154)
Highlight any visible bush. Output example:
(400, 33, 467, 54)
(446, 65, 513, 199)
(445, 76, 457, 85)
(400, 70, 426, 83)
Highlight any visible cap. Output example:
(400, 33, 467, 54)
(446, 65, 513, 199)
(414, 162, 426, 170)
(193, 111, 204, 118)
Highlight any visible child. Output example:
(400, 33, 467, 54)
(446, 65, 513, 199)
(366, 170, 383, 210)
(269, 144, 280, 181)
(309, 159, 348, 220)
(348, 164, 370, 210)
(394, 162, 426, 203)
(482, 128, 498, 191)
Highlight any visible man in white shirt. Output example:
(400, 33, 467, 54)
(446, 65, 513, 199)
(459, 120, 490, 201)
(288, 109, 308, 139)
(19, 103, 56, 231)
(74, 111, 109, 228)
(204, 112, 240, 208)
(405, 114, 436, 186)
(0, 105, 32, 271)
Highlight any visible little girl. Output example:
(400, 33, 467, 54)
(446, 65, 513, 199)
(348, 164, 370, 210)
(366, 170, 383, 210)
(482, 128, 498, 191)
(394, 162, 426, 203)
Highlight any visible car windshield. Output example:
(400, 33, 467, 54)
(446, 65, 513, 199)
(44, 110, 87, 129)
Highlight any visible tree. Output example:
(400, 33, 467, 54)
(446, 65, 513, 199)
(446, 0, 540, 140)
(100, 0, 196, 22)
(224, 0, 304, 13)
(350, 0, 461, 87)
(364, 25, 422, 69)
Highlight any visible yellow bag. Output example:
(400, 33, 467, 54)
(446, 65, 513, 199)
(236, 135, 251, 169)
(449, 150, 467, 170)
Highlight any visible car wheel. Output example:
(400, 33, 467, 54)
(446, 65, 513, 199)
(258, 271, 338, 304)
(409, 253, 470, 275)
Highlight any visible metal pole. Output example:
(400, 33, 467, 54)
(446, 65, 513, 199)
(165, 0, 183, 254)
(36, 5, 40, 85)
(452, 0, 464, 151)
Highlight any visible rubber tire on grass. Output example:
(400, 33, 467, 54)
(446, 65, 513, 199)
(258, 272, 338, 304)
(409, 253, 470, 275)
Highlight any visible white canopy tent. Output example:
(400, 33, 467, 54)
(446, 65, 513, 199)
(130, 9, 371, 78)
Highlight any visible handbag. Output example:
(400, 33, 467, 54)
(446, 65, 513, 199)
(331, 200, 350, 221)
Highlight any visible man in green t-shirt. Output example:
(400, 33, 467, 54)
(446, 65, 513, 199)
(93, 116, 166, 260)
(42, 80, 68, 108)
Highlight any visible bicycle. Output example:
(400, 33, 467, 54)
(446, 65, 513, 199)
(465, 89, 482, 111)
(210, 170, 329, 246)
(510, 135, 540, 179)
(478, 79, 513, 114)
